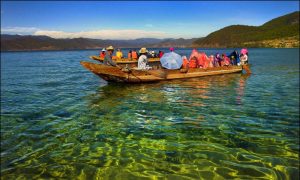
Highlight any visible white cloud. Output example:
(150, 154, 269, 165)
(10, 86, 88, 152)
(34, 29, 170, 40)
(1, 26, 193, 39)
(1, 27, 40, 34)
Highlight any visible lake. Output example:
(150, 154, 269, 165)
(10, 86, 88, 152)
(1, 48, 299, 179)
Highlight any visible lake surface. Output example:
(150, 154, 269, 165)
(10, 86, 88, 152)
(1, 48, 299, 179)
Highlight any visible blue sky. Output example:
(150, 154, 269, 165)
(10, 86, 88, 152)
(1, 1, 299, 39)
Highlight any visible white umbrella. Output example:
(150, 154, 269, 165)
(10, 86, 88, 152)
(160, 52, 182, 69)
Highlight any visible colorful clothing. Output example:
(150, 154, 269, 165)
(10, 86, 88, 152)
(116, 51, 123, 59)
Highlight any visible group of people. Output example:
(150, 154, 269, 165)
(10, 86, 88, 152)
(100, 47, 165, 60)
(101, 46, 154, 70)
(100, 45, 249, 70)
(182, 48, 248, 69)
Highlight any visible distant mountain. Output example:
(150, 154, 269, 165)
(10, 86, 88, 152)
(192, 11, 299, 48)
(0, 35, 155, 51)
(0, 35, 194, 51)
(1, 35, 103, 51)
(150, 38, 198, 48)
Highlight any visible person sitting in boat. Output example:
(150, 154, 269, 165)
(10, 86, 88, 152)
(132, 50, 138, 60)
(103, 46, 119, 67)
(182, 56, 189, 69)
(116, 49, 123, 59)
(197, 52, 208, 68)
(214, 53, 222, 67)
(146, 51, 152, 58)
(138, 47, 151, 70)
(228, 50, 239, 65)
(189, 56, 198, 68)
(208, 55, 214, 68)
(158, 51, 164, 58)
(99, 48, 106, 58)
(150, 51, 156, 58)
(221, 54, 231, 66)
(128, 50, 132, 60)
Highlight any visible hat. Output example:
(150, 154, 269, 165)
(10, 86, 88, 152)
(106, 46, 114, 51)
(169, 47, 174, 51)
(102, 48, 106, 52)
(139, 47, 148, 54)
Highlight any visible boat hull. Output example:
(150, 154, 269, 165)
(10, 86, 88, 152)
(80, 61, 244, 83)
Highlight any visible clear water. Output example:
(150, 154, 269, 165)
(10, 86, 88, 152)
(1, 48, 299, 179)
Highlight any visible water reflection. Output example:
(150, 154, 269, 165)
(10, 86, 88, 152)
(89, 73, 246, 107)
(236, 74, 251, 105)
(85, 77, 254, 153)
(86, 74, 249, 130)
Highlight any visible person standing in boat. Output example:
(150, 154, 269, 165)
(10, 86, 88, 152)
(138, 47, 151, 70)
(103, 46, 119, 67)
(99, 48, 106, 58)
(239, 48, 249, 65)
(240, 53, 248, 65)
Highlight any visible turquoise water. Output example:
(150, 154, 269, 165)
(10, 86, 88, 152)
(1, 48, 299, 179)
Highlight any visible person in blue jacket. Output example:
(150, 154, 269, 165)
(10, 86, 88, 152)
(228, 50, 240, 65)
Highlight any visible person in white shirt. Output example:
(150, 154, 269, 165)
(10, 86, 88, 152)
(138, 47, 151, 70)
(240, 53, 248, 65)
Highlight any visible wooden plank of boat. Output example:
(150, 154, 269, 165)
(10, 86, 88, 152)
(89, 55, 160, 64)
(80, 61, 244, 83)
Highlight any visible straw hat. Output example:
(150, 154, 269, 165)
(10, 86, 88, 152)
(139, 47, 148, 54)
(106, 46, 114, 51)
(102, 48, 106, 52)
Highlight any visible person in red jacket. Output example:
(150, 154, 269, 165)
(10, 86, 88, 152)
(222, 54, 231, 66)
(182, 56, 189, 68)
(99, 48, 106, 58)
(158, 50, 164, 58)
(189, 56, 198, 68)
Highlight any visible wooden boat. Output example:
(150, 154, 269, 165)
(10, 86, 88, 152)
(80, 61, 245, 83)
(89, 55, 161, 68)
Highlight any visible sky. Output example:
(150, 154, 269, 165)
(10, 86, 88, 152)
(1, 1, 299, 40)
